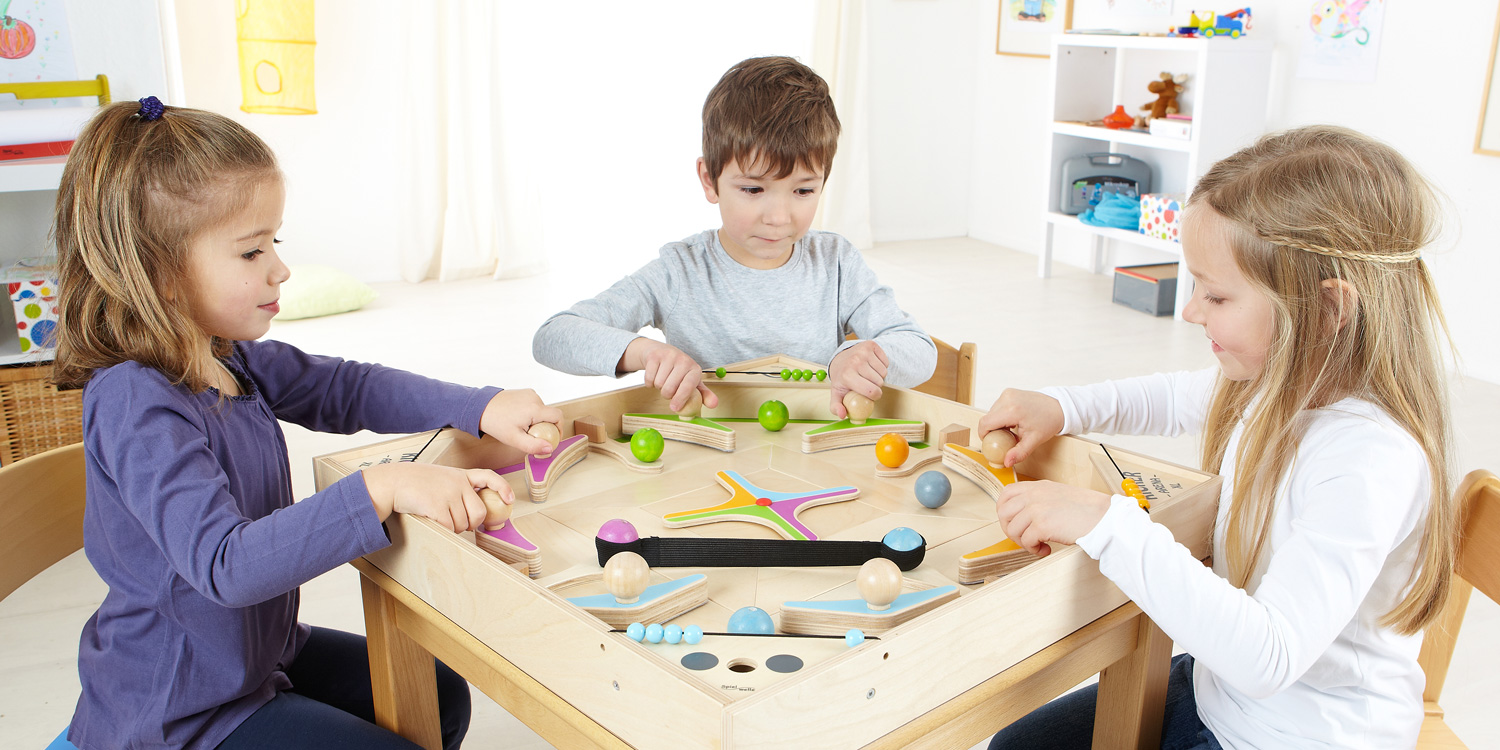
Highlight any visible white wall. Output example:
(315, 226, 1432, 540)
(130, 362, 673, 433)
(866, 0, 976, 242)
(172, 1, 817, 285)
(961, 2, 1500, 384)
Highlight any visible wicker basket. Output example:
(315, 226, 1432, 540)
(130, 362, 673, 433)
(0, 362, 83, 466)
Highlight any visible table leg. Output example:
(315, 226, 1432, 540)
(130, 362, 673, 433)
(1091, 613, 1172, 750)
(362, 574, 444, 750)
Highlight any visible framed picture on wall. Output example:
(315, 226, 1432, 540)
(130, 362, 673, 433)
(996, 0, 1073, 57)
(1477, 4, 1500, 156)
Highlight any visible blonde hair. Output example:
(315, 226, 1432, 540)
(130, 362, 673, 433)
(52, 100, 280, 392)
(701, 56, 840, 186)
(1190, 125, 1455, 635)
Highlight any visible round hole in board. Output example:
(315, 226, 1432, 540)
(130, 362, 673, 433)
(727, 658, 758, 673)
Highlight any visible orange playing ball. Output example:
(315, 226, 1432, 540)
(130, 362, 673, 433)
(875, 432, 910, 468)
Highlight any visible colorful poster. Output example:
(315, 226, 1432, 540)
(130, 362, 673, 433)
(1296, 0, 1386, 83)
(996, 0, 1073, 57)
(0, 0, 79, 110)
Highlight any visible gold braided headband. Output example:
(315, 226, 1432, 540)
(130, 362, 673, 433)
(1259, 233, 1422, 264)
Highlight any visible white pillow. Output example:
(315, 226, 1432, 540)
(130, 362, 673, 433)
(276, 264, 378, 320)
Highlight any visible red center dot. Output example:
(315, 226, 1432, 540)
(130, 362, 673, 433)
(755, 497, 773, 506)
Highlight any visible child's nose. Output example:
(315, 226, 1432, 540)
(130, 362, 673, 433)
(269, 252, 291, 285)
(763, 197, 791, 226)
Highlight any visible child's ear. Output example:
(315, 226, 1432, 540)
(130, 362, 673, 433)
(1320, 278, 1359, 332)
(696, 158, 720, 204)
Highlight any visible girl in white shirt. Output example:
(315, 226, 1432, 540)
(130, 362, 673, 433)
(982, 125, 1457, 750)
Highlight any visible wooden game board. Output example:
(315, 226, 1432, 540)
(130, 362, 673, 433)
(319, 355, 1220, 749)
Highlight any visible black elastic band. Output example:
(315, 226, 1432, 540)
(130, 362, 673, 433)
(597, 534, 925, 571)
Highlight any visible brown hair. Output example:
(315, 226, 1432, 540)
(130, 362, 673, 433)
(701, 56, 840, 187)
(1190, 125, 1455, 635)
(51, 101, 280, 391)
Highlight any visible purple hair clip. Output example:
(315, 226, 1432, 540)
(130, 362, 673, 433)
(137, 96, 165, 121)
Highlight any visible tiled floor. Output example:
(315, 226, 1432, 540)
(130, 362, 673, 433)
(3, 237, 1496, 748)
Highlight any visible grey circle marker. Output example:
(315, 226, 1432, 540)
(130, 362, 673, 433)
(680, 652, 719, 671)
(765, 654, 804, 673)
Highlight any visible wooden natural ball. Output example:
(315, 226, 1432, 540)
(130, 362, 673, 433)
(676, 389, 703, 421)
(528, 422, 561, 455)
(603, 551, 650, 605)
(478, 488, 512, 531)
(981, 429, 1018, 468)
(857, 558, 902, 612)
(843, 392, 874, 425)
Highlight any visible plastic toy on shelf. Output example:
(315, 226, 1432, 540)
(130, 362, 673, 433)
(1169, 8, 1251, 38)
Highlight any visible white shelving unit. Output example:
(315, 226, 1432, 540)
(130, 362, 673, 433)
(1039, 33, 1272, 319)
(0, 159, 68, 366)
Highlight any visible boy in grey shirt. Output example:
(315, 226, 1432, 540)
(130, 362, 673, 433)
(533, 56, 935, 419)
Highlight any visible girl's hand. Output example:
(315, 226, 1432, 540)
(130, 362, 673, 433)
(828, 341, 888, 418)
(362, 464, 513, 532)
(995, 480, 1111, 557)
(480, 389, 564, 456)
(623, 338, 719, 413)
(977, 389, 1066, 467)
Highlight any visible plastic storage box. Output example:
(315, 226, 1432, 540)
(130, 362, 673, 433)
(1112, 263, 1178, 316)
(1059, 153, 1152, 215)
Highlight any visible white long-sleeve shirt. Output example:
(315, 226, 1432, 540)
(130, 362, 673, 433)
(1047, 369, 1430, 749)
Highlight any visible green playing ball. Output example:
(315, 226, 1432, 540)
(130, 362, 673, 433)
(780, 368, 792, 380)
(630, 428, 664, 463)
(758, 400, 790, 432)
(715, 367, 727, 379)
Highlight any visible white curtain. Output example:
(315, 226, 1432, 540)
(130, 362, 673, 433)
(812, 0, 874, 251)
(396, 2, 545, 282)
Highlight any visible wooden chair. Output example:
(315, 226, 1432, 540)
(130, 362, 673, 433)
(1415, 469, 1500, 749)
(846, 335, 978, 406)
(0, 443, 87, 750)
(912, 337, 978, 406)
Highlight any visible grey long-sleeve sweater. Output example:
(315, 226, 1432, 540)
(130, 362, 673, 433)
(532, 229, 936, 387)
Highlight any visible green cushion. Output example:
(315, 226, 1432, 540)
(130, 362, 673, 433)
(277, 264, 378, 320)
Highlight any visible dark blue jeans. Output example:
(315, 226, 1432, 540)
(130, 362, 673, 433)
(218, 626, 471, 750)
(989, 654, 1222, 750)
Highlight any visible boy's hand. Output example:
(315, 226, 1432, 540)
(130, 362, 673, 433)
(621, 338, 719, 413)
(362, 464, 513, 532)
(828, 341, 888, 418)
(995, 480, 1111, 557)
(480, 389, 565, 456)
(977, 389, 1066, 467)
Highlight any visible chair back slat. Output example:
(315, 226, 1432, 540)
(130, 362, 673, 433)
(0, 443, 86, 600)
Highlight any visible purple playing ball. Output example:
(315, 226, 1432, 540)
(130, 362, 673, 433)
(598, 518, 639, 544)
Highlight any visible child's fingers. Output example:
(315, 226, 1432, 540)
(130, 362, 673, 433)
(659, 364, 689, 409)
(459, 487, 487, 532)
(1006, 430, 1048, 468)
(470, 469, 513, 503)
(828, 385, 849, 418)
(698, 384, 719, 409)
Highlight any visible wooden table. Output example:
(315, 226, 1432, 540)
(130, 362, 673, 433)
(315, 356, 1217, 750)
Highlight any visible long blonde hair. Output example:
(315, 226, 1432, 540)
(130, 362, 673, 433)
(1191, 125, 1455, 635)
(52, 100, 280, 391)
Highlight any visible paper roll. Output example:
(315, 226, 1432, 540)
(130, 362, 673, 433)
(0, 106, 94, 147)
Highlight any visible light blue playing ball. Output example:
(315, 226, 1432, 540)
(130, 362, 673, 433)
(845, 628, 865, 647)
(663, 624, 684, 644)
(881, 526, 923, 552)
(727, 606, 776, 635)
(684, 625, 704, 645)
(914, 470, 953, 508)
(625, 622, 646, 641)
(645, 623, 665, 643)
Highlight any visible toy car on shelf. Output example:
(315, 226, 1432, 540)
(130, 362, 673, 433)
(1169, 7, 1251, 38)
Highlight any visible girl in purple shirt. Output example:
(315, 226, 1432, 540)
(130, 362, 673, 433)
(51, 98, 560, 750)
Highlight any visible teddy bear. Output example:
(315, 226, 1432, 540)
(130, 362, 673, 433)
(1137, 72, 1188, 128)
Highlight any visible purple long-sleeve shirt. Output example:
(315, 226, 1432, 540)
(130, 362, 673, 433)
(67, 339, 499, 750)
